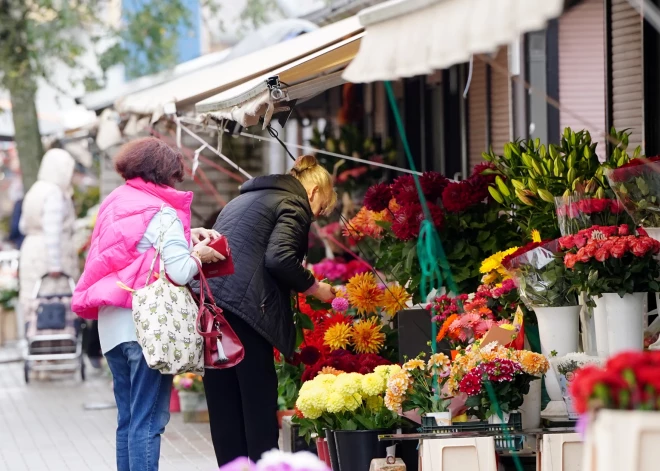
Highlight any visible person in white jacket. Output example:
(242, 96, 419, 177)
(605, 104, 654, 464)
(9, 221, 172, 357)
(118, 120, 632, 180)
(18, 149, 79, 331)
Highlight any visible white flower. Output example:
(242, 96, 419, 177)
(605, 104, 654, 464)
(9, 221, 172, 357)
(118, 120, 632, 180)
(257, 450, 329, 471)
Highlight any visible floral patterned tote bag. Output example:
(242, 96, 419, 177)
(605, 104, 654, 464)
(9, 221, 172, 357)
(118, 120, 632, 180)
(118, 208, 204, 375)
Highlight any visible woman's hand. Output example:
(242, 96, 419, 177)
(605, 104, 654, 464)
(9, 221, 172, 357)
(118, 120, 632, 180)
(191, 227, 220, 245)
(193, 238, 225, 264)
(312, 282, 336, 303)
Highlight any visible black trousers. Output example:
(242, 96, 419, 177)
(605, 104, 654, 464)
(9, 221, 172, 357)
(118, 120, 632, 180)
(203, 312, 279, 466)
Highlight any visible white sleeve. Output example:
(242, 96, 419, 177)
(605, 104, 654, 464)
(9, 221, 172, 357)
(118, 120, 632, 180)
(42, 194, 65, 272)
(140, 208, 199, 286)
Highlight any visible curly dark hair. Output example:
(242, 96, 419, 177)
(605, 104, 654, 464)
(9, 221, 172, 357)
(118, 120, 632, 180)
(114, 137, 185, 187)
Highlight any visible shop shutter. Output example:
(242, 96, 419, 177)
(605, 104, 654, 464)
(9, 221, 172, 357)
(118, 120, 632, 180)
(468, 59, 488, 171)
(490, 46, 512, 155)
(610, 0, 643, 149)
(559, 0, 606, 137)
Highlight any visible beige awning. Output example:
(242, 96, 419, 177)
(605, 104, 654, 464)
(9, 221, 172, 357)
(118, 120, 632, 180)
(195, 33, 363, 128)
(115, 16, 362, 117)
(343, 0, 564, 83)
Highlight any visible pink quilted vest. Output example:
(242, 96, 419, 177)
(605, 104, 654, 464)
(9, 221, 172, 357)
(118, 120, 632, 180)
(72, 178, 193, 320)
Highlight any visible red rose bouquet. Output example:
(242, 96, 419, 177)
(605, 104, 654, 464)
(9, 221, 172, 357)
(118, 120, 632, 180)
(570, 351, 660, 413)
(555, 192, 631, 236)
(606, 156, 660, 227)
(559, 225, 660, 299)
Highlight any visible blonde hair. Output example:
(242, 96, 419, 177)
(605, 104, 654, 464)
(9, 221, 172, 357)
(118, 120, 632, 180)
(290, 154, 337, 214)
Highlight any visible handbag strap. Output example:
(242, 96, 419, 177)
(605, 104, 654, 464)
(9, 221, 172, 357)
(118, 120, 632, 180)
(144, 205, 179, 287)
(191, 257, 224, 339)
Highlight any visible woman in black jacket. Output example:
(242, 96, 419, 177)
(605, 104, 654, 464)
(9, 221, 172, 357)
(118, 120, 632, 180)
(204, 155, 337, 465)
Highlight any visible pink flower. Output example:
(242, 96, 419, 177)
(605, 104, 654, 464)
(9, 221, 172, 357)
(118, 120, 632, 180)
(332, 297, 349, 313)
(180, 378, 193, 389)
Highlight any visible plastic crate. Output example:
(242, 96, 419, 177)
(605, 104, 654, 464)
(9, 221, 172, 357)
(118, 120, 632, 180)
(421, 412, 524, 452)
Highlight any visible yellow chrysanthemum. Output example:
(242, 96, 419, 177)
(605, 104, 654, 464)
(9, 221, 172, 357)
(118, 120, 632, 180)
(323, 323, 353, 350)
(379, 284, 411, 318)
(427, 353, 451, 372)
(346, 272, 383, 315)
(326, 392, 347, 413)
(296, 385, 327, 419)
(480, 247, 520, 274)
(402, 359, 426, 371)
(361, 373, 386, 396)
(366, 395, 384, 412)
(333, 373, 361, 395)
(352, 318, 386, 354)
(531, 229, 541, 243)
(343, 393, 363, 412)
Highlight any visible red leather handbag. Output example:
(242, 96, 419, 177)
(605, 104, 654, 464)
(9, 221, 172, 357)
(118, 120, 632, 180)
(192, 259, 245, 369)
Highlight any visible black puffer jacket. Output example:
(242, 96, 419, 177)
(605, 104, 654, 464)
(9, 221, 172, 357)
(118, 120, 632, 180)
(208, 174, 316, 357)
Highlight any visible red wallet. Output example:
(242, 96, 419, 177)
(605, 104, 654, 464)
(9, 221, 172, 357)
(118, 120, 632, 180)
(201, 235, 235, 278)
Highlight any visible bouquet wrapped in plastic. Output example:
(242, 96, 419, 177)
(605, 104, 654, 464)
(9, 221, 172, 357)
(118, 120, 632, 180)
(503, 240, 578, 308)
(606, 156, 660, 227)
(555, 192, 630, 236)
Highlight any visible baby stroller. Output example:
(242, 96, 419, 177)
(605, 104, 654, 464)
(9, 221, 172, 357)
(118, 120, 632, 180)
(23, 273, 84, 383)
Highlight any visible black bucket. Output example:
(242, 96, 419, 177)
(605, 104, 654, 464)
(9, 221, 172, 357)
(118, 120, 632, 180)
(326, 430, 341, 471)
(333, 430, 390, 471)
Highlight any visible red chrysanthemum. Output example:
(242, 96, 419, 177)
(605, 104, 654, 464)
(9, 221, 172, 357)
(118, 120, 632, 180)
(442, 181, 474, 213)
(420, 171, 450, 202)
(390, 175, 420, 205)
(363, 183, 393, 212)
(300, 346, 322, 366)
(391, 202, 445, 241)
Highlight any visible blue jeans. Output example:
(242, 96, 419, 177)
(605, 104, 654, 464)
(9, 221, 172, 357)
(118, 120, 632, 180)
(105, 341, 173, 471)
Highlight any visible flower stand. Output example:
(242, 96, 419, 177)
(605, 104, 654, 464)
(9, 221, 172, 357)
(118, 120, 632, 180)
(541, 433, 583, 471)
(419, 437, 497, 471)
(602, 292, 646, 355)
(582, 410, 660, 471)
(178, 391, 209, 423)
(533, 305, 580, 417)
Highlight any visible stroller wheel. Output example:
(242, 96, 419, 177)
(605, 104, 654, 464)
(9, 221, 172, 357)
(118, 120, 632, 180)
(80, 356, 86, 382)
(24, 362, 30, 384)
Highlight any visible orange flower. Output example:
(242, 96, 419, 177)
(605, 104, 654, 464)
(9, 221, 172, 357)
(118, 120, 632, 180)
(437, 314, 460, 342)
(343, 207, 385, 240)
(319, 366, 343, 376)
(346, 272, 383, 315)
(352, 317, 386, 354)
(379, 284, 411, 318)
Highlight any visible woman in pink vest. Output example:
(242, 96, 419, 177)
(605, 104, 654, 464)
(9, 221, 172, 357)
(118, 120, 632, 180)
(72, 137, 222, 471)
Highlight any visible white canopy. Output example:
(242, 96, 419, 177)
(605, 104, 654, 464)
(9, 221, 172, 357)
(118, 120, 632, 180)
(343, 0, 564, 83)
(115, 16, 362, 117)
(196, 33, 363, 128)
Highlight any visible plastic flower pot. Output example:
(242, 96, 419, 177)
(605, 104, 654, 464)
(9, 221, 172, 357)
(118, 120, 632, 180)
(333, 429, 390, 471)
(178, 391, 208, 423)
(326, 430, 340, 471)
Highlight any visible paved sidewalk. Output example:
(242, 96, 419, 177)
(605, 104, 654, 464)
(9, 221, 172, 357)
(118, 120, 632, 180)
(0, 359, 219, 471)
